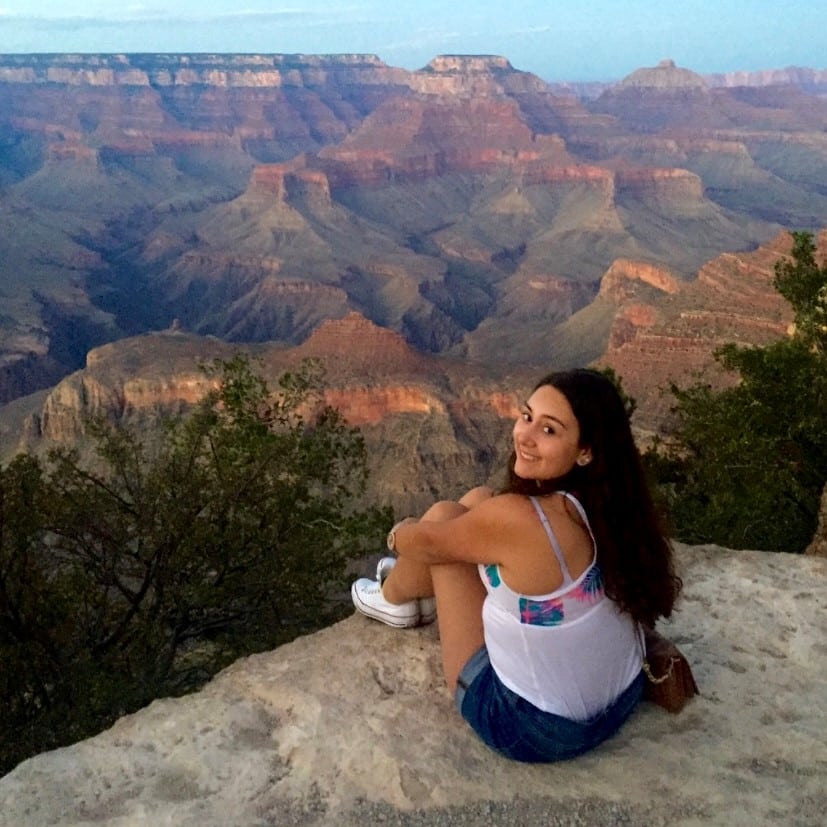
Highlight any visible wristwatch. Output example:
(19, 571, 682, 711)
(387, 517, 414, 551)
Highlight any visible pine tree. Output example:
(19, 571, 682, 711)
(648, 232, 827, 551)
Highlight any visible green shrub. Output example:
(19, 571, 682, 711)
(0, 356, 389, 774)
(647, 232, 827, 551)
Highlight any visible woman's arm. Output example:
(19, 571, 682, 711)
(392, 494, 525, 567)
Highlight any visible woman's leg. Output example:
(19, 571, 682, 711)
(381, 486, 494, 604)
(382, 486, 493, 691)
(430, 561, 487, 692)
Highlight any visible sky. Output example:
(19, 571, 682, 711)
(0, 1, 824, 83)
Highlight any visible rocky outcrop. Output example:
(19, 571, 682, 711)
(0, 53, 405, 90)
(26, 317, 439, 446)
(315, 93, 573, 188)
(297, 312, 428, 373)
(0, 54, 407, 161)
(6, 321, 521, 515)
(566, 66, 827, 105)
(322, 386, 443, 426)
(599, 259, 681, 300)
(25, 334, 236, 445)
(413, 55, 523, 96)
(616, 59, 709, 90)
(597, 232, 799, 428)
(0, 544, 825, 826)
(705, 66, 827, 95)
(36, 368, 218, 443)
(589, 59, 827, 135)
(615, 167, 704, 201)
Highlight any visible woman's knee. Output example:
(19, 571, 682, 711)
(421, 500, 467, 522)
(459, 486, 495, 509)
(420, 487, 493, 522)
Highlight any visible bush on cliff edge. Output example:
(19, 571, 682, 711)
(0, 355, 390, 775)
(649, 231, 827, 551)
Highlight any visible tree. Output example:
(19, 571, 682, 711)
(0, 355, 389, 774)
(597, 366, 637, 419)
(774, 231, 827, 354)
(648, 232, 827, 552)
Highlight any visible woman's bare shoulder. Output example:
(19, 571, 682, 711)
(474, 491, 531, 513)
(466, 492, 539, 533)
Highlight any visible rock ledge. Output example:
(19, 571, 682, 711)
(1, 545, 825, 826)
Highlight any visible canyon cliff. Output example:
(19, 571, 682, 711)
(4, 315, 524, 516)
(594, 230, 815, 427)
(3, 228, 820, 516)
(2, 53, 827, 409)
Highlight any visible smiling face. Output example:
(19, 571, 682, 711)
(512, 383, 592, 482)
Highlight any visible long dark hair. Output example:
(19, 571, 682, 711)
(504, 368, 680, 627)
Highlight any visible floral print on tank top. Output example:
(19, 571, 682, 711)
(484, 562, 605, 627)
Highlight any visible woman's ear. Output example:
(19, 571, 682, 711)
(576, 448, 593, 467)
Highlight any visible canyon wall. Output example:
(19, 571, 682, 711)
(596, 231, 803, 427)
(2, 53, 827, 447)
(4, 229, 820, 516)
(6, 315, 521, 516)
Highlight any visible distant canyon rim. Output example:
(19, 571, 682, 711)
(1, 53, 826, 510)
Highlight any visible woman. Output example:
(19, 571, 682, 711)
(351, 368, 681, 762)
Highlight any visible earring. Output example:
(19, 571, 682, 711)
(576, 456, 590, 467)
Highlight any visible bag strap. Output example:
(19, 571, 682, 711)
(638, 625, 680, 684)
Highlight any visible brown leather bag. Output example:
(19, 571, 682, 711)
(641, 627, 699, 713)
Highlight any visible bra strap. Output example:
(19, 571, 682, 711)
(528, 496, 574, 585)
(560, 492, 597, 553)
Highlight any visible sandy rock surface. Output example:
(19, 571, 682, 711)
(1, 544, 825, 826)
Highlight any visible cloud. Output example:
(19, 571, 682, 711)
(380, 28, 465, 54)
(508, 24, 553, 35)
(12, 12, 268, 25)
(0, 7, 353, 30)
(0, 3, 383, 54)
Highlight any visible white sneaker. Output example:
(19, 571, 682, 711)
(351, 577, 420, 628)
(376, 556, 437, 626)
(419, 596, 437, 626)
(376, 556, 397, 585)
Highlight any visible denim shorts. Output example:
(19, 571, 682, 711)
(455, 645, 644, 763)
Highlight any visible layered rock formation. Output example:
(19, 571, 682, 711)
(5, 226, 820, 512)
(617, 59, 709, 90)
(595, 231, 812, 428)
(5, 315, 522, 516)
(3, 53, 827, 406)
(705, 66, 827, 96)
(1, 544, 825, 826)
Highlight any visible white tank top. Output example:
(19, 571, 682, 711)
(478, 493, 642, 721)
